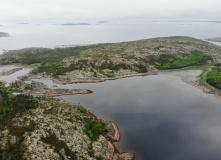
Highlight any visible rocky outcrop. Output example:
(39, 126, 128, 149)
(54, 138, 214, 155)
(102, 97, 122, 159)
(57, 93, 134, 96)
(1, 99, 114, 159)
(206, 37, 221, 42)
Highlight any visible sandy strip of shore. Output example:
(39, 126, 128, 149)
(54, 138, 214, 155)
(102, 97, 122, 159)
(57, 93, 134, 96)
(159, 69, 221, 98)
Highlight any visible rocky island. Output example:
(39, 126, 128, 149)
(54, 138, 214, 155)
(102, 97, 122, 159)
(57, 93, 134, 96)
(1, 36, 221, 159)
(0, 32, 9, 37)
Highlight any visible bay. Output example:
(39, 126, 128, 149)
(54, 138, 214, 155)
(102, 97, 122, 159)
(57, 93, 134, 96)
(32, 70, 221, 160)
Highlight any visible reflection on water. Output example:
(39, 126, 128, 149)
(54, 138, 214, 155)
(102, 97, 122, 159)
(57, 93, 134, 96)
(33, 71, 221, 160)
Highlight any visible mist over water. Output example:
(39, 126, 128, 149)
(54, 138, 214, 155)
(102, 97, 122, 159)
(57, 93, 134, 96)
(0, 20, 221, 54)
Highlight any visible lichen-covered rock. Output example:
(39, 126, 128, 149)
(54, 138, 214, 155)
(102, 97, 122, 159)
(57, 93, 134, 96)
(1, 98, 114, 159)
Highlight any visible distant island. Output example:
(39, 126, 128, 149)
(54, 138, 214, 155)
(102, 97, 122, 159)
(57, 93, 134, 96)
(0, 32, 9, 37)
(1, 36, 221, 159)
(61, 23, 90, 26)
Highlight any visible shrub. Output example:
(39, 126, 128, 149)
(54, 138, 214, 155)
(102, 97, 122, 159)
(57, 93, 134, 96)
(83, 118, 108, 141)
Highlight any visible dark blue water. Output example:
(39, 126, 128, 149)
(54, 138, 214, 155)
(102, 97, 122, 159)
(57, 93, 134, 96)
(33, 72, 221, 160)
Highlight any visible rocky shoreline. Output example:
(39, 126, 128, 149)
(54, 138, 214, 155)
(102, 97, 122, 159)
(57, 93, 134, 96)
(29, 89, 93, 97)
(206, 37, 221, 42)
(11, 68, 137, 159)
(195, 71, 221, 98)
(92, 113, 135, 160)
(4, 65, 221, 160)
(24, 72, 151, 85)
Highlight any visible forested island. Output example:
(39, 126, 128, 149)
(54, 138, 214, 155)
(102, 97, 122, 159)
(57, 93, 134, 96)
(1, 36, 221, 159)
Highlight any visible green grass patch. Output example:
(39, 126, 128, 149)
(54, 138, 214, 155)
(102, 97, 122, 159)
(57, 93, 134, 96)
(29, 63, 41, 67)
(83, 118, 108, 141)
(155, 50, 212, 70)
(206, 67, 221, 90)
(201, 68, 210, 85)
(181, 66, 198, 70)
(78, 107, 87, 114)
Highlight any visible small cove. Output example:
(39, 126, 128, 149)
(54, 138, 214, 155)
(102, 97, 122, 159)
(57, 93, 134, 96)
(31, 70, 221, 160)
(0, 65, 31, 83)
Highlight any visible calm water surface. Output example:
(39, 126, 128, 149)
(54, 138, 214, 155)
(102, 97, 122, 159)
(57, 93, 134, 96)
(1, 20, 221, 159)
(33, 71, 221, 160)
(0, 21, 221, 53)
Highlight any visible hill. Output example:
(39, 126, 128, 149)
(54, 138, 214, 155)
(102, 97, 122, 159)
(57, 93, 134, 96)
(1, 36, 221, 159)
(1, 36, 221, 80)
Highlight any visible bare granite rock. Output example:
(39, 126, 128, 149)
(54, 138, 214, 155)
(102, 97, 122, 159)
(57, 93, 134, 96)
(206, 37, 221, 42)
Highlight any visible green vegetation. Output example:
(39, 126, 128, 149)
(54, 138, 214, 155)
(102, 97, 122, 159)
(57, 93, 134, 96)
(83, 118, 108, 141)
(206, 67, 221, 89)
(32, 59, 90, 78)
(78, 107, 87, 114)
(155, 50, 212, 70)
(0, 140, 24, 160)
(0, 84, 38, 126)
(201, 67, 210, 85)
(29, 63, 41, 67)
(87, 143, 94, 157)
(135, 64, 148, 73)
(1, 120, 37, 160)
(2, 37, 221, 79)
(0, 45, 108, 65)
(41, 130, 77, 160)
(0, 82, 39, 159)
(215, 63, 221, 66)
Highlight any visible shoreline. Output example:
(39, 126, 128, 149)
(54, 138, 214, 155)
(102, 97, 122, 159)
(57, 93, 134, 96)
(70, 99, 135, 160)
(158, 68, 221, 99)
(8, 66, 221, 159)
(195, 71, 221, 98)
(29, 89, 93, 97)
(24, 72, 152, 85)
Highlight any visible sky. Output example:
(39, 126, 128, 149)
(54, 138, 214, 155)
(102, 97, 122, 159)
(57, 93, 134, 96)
(0, 0, 221, 22)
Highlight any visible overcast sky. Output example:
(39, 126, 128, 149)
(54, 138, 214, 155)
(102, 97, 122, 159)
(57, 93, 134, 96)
(1, 0, 221, 22)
